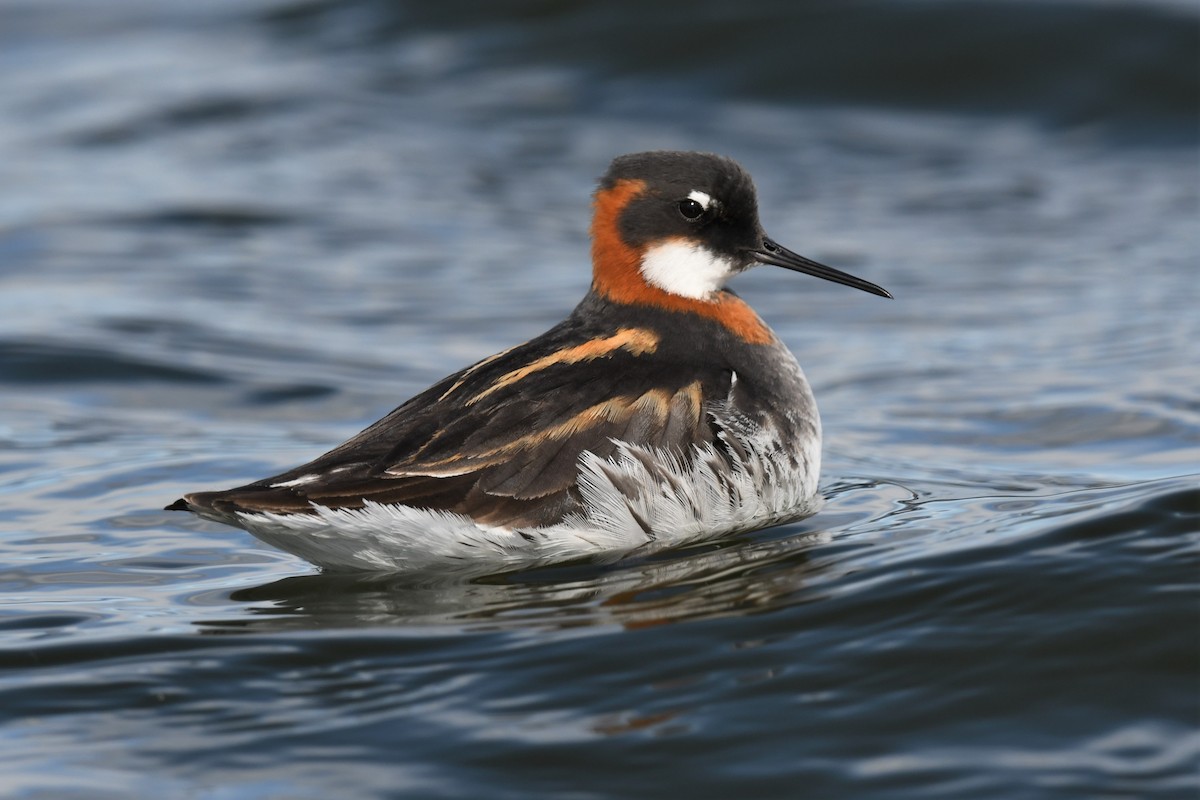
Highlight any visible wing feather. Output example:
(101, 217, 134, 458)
(184, 324, 731, 529)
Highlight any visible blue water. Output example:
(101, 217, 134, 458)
(1, 1, 1197, 797)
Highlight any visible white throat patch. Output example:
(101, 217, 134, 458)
(640, 240, 736, 300)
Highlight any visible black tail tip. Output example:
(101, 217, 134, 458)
(165, 498, 190, 511)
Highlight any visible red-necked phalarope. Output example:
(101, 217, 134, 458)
(168, 151, 890, 572)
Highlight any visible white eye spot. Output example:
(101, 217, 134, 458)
(640, 240, 736, 300)
(688, 190, 713, 210)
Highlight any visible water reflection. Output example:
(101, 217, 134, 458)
(197, 524, 833, 633)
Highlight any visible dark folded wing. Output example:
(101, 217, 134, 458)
(178, 326, 733, 528)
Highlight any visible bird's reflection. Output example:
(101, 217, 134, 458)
(196, 520, 840, 634)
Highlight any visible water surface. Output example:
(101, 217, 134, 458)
(1, 1, 1197, 797)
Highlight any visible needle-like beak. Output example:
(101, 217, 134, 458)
(751, 238, 892, 299)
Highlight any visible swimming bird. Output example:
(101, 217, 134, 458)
(167, 151, 890, 572)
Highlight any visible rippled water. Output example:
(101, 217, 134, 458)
(1, 1, 1197, 797)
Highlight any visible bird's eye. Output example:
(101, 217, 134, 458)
(678, 199, 705, 220)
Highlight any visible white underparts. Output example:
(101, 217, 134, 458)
(225, 425, 821, 574)
(640, 240, 737, 300)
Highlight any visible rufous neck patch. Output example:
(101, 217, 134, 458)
(590, 179, 774, 346)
